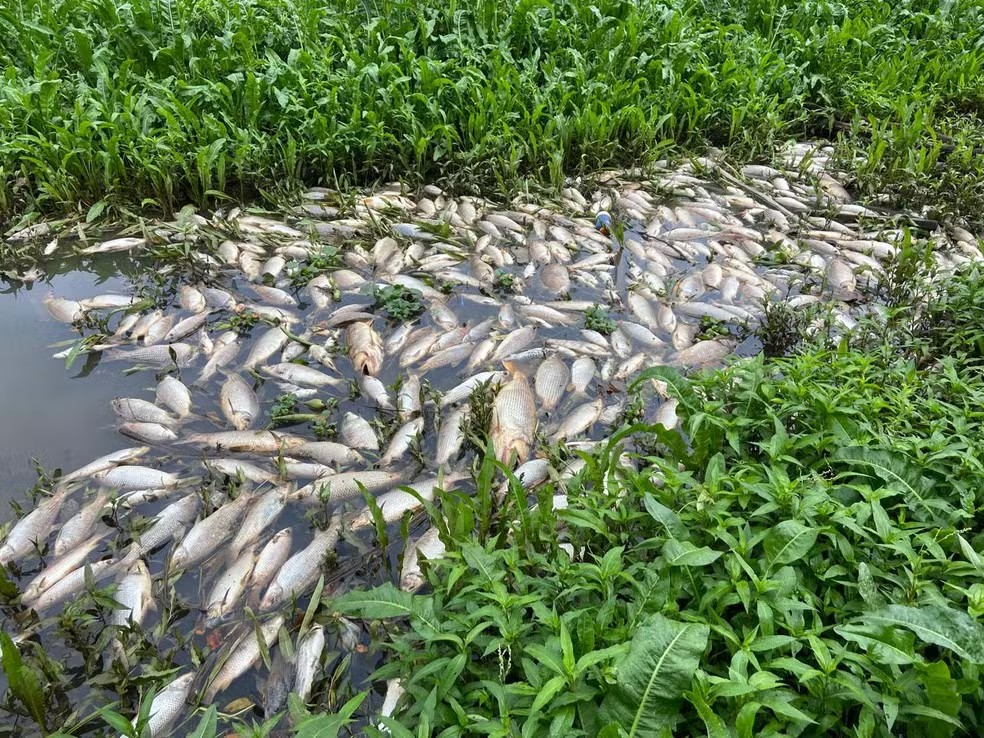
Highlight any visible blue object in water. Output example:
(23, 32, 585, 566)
(594, 211, 612, 236)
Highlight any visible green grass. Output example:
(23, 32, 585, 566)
(335, 267, 984, 736)
(0, 0, 983, 223)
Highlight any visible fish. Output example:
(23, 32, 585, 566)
(379, 418, 424, 467)
(399, 527, 446, 592)
(111, 398, 177, 426)
(358, 374, 395, 409)
(569, 357, 596, 394)
(397, 374, 422, 419)
(94, 465, 186, 491)
(156, 376, 193, 417)
(293, 625, 326, 703)
(440, 371, 506, 407)
(348, 474, 460, 530)
(104, 343, 198, 368)
(206, 458, 278, 484)
(263, 363, 344, 388)
(127, 673, 194, 738)
(292, 470, 407, 504)
(243, 326, 290, 369)
(54, 490, 112, 556)
(28, 559, 117, 613)
(229, 487, 288, 556)
(170, 491, 254, 570)
(294, 441, 363, 467)
(260, 522, 341, 610)
(347, 321, 384, 375)
(131, 494, 201, 554)
(0, 488, 68, 565)
(59, 447, 150, 487)
(20, 533, 106, 602)
(340, 412, 379, 450)
(534, 356, 569, 412)
(550, 398, 603, 442)
(119, 422, 179, 444)
(183, 430, 305, 454)
(204, 615, 284, 702)
(262, 645, 296, 717)
(81, 236, 145, 254)
(204, 547, 256, 626)
(435, 405, 469, 468)
(490, 364, 537, 466)
(248, 528, 293, 600)
(220, 374, 260, 430)
(110, 559, 155, 627)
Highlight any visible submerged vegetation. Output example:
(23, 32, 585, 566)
(1, 0, 983, 222)
(342, 267, 984, 736)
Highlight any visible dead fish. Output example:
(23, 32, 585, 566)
(44, 295, 85, 323)
(263, 363, 343, 389)
(204, 615, 284, 702)
(397, 374, 422, 420)
(357, 374, 394, 409)
(673, 339, 731, 367)
(248, 528, 293, 599)
(183, 430, 306, 454)
(535, 356, 569, 412)
(539, 264, 571, 294)
(119, 422, 179, 444)
(347, 321, 384, 375)
(156, 376, 193, 418)
(104, 343, 198, 368)
(569, 357, 596, 394)
(348, 474, 463, 530)
(435, 405, 469, 468)
(260, 524, 341, 610)
(170, 491, 255, 570)
(94, 465, 186, 491)
(110, 559, 155, 628)
(21, 533, 105, 602)
(220, 374, 260, 430)
(550, 398, 603, 442)
(490, 363, 537, 466)
(294, 441, 363, 467)
(59, 447, 150, 487)
(492, 326, 537, 362)
(340, 413, 379, 450)
(292, 470, 407, 504)
(230, 487, 288, 557)
(244, 326, 290, 369)
(111, 397, 177, 427)
(440, 371, 506, 407)
(204, 547, 256, 626)
(379, 418, 424, 467)
(81, 237, 146, 254)
(293, 625, 326, 703)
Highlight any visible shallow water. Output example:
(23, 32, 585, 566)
(0, 257, 151, 500)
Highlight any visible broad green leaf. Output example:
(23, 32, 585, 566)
(835, 624, 915, 665)
(0, 632, 48, 731)
(531, 674, 567, 712)
(459, 542, 500, 585)
(690, 689, 732, 738)
(599, 614, 709, 737)
(188, 706, 217, 738)
(861, 605, 984, 663)
(832, 447, 935, 517)
(294, 691, 367, 738)
(644, 494, 688, 540)
(763, 520, 817, 566)
(662, 539, 722, 567)
(332, 583, 413, 619)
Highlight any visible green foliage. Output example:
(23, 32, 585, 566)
(286, 247, 341, 288)
(584, 304, 616, 335)
(373, 285, 424, 322)
(349, 271, 984, 736)
(0, 0, 983, 222)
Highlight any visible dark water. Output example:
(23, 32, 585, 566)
(0, 257, 151, 503)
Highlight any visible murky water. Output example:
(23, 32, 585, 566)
(0, 257, 151, 500)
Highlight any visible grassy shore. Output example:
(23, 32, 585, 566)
(0, 0, 982, 222)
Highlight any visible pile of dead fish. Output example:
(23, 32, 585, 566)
(2, 141, 982, 734)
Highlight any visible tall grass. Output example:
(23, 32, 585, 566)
(0, 0, 982, 219)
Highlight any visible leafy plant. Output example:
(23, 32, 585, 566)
(585, 304, 617, 335)
(373, 285, 424, 322)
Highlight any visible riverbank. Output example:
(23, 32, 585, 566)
(0, 143, 982, 735)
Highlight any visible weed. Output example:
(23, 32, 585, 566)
(585, 304, 616, 335)
(372, 285, 424, 322)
